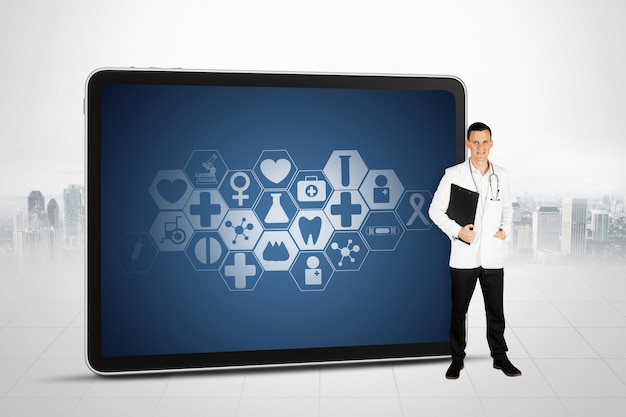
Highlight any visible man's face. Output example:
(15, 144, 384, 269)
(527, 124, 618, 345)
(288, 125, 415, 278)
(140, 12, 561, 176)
(466, 129, 493, 165)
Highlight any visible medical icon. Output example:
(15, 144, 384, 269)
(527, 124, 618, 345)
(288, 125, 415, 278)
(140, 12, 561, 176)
(149, 211, 194, 252)
(230, 172, 250, 206)
(115, 233, 158, 273)
(220, 251, 261, 290)
(330, 239, 360, 267)
(185, 231, 227, 271)
(254, 231, 298, 271)
(299, 216, 322, 245)
(360, 169, 404, 210)
(254, 150, 297, 189)
(373, 175, 390, 203)
(396, 190, 433, 231)
(196, 153, 219, 185)
(360, 211, 405, 251)
(262, 241, 290, 261)
(218, 210, 263, 250)
(184, 190, 227, 230)
(297, 176, 326, 202)
(149, 170, 193, 210)
(184, 150, 227, 189)
(289, 211, 333, 251)
(304, 256, 322, 285)
(225, 217, 254, 244)
(323, 150, 367, 190)
(161, 215, 187, 244)
(324, 232, 368, 271)
(265, 193, 289, 223)
(325, 190, 368, 230)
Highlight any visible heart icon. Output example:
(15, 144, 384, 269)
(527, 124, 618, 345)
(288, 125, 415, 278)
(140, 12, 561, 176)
(260, 158, 291, 184)
(157, 179, 187, 203)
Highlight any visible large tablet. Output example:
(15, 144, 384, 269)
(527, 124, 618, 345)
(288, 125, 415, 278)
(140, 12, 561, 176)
(85, 69, 466, 374)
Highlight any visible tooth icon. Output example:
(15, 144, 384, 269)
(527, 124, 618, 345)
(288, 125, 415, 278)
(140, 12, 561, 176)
(299, 216, 322, 246)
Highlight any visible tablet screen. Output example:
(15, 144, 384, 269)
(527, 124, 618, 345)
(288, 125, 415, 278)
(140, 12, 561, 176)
(86, 69, 465, 373)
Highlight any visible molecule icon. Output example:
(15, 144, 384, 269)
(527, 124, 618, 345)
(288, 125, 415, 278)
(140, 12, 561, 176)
(225, 217, 254, 244)
(330, 239, 361, 267)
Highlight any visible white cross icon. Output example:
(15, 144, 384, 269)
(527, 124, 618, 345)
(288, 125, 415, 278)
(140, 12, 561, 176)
(224, 252, 256, 289)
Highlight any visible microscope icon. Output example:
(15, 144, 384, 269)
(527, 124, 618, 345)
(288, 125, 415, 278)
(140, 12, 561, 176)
(195, 153, 218, 185)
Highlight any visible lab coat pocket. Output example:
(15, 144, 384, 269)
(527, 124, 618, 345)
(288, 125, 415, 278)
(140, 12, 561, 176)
(483, 235, 506, 268)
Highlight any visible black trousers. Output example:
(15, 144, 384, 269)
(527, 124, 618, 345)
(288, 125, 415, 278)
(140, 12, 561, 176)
(450, 267, 508, 361)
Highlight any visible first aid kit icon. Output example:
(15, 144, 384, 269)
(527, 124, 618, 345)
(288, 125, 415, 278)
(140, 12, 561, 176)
(297, 176, 326, 202)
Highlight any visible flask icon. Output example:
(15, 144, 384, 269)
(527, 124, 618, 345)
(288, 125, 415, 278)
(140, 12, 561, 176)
(264, 192, 289, 223)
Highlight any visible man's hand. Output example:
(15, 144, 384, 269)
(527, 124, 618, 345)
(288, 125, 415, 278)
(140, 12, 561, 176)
(494, 228, 506, 240)
(458, 224, 476, 244)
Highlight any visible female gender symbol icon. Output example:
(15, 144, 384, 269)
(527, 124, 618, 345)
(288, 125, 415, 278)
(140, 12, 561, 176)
(230, 172, 251, 206)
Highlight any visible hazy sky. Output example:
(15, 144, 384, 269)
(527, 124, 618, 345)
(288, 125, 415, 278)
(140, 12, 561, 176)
(1, 0, 625, 202)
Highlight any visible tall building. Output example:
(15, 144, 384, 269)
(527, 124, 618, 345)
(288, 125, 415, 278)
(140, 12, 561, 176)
(561, 197, 587, 256)
(47, 198, 60, 229)
(591, 210, 609, 242)
(533, 206, 561, 257)
(27, 190, 46, 229)
(64, 184, 85, 249)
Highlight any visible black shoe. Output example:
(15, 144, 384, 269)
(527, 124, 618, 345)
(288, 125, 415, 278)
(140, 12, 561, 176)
(445, 360, 464, 379)
(493, 357, 522, 377)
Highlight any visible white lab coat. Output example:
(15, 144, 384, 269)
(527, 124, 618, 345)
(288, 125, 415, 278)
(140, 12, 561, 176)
(428, 160, 513, 269)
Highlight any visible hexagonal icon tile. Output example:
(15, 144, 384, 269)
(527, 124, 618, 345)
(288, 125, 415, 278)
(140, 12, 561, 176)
(288, 170, 331, 210)
(289, 251, 334, 291)
(360, 211, 405, 251)
(218, 209, 263, 251)
(323, 150, 368, 191)
(149, 170, 193, 210)
(253, 230, 298, 272)
(324, 231, 369, 271)
(324, 190, 368, 231)
(114, 233, 158, 273)
(184, 150, 228, 189)
(184, 231, 228, 271)
(253, 150, 297, 189)
(183, 189, 228, 230)
(219, 251, 262, 291)
(219, 170, 262, 209)
(149, 211, 194, 252)
(360, 169, 405, 210)
(254, 190, 298, 230)
(396, 190, 433, 231)
(288, 210, 334, 251)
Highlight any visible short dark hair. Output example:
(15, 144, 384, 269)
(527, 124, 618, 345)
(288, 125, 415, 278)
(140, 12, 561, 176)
(466, 122, 492, 140)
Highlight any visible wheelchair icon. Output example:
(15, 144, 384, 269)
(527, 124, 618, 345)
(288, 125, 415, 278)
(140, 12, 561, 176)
(160, 215, 187, 245)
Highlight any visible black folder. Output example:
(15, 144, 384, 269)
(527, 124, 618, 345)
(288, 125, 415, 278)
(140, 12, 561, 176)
(447, 184, 479, 244)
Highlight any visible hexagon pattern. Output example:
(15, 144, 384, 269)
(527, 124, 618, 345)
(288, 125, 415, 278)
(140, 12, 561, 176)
(127, 149, 431, 291)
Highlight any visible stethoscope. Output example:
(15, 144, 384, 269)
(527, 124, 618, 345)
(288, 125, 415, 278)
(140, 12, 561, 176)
(468, 159, 500, 201)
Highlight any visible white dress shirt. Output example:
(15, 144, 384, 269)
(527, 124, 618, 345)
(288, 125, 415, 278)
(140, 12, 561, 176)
(428, 160, 513, 269)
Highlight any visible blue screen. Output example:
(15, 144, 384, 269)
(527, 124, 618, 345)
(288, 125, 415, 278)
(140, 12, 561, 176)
(99, 83, 455, 357)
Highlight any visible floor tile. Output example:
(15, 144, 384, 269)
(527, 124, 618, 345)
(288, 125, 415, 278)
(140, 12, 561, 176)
(0, 398, 78, 417)
(85, 374, 169, 398)
(605, 359, 626, 385)
(241, 367, 319, 398)
(239, 398, 319, 417)
(71, 398, 159, 417)
(155, 398, 239, 417)
(561, 398, 626, 417)
(481, 398, 568, 417)
(514, 328, 598, 358)
(505, 302, 570, 327)
(320, 364, 398, 398)
(41, 327, 84, 359)
(577, 328, 626, 358)
(401, 398, 484, 417)
(0, 302, 26, 327)
(6, 359, 92, 398)
(0, 359, 34, 397)
(554, 302, 626, 327)
(321, 398, 402, 417)
(465, 358, 554, 398)
(535, 358, 626, 397)
(534, 280, 605, 302)
(0, 327, 63, 358)
(393, 360, 477, 398)
(163, 370, 245, 398)
(6, 302, 82, 328)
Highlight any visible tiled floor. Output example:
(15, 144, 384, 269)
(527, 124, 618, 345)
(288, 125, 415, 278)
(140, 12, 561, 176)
(1, 259, 625, 416)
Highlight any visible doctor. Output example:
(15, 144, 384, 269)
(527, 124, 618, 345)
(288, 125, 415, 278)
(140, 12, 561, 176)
(429, 122, 521, 379)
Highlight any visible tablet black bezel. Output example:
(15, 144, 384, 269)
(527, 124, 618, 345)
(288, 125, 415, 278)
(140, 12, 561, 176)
(86, 69, 466, 374)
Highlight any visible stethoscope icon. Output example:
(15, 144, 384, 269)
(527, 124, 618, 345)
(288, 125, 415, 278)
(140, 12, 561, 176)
(469, 159, 500, 201)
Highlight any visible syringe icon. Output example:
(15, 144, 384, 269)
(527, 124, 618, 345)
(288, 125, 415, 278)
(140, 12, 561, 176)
(339, 155, 351, 187)
(130, 238, 144, 266)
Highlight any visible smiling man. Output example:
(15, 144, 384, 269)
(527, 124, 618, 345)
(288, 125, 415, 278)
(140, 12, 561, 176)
(428, 122, 521, 379)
